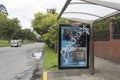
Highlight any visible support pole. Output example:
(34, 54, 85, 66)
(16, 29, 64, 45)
(89, 23, 95, 75)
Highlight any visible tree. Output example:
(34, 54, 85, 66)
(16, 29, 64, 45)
(0, 17, 21, 43)
(13, 28, 37, 42)
(32, 12, 70, 51)
(0, 13, 7, 39)
(32, 12, 58, 35)
(0, 4, 8, 15)
(12, 28, 23, 39)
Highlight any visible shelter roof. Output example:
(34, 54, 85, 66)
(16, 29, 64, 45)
(58, 0, 120, 23)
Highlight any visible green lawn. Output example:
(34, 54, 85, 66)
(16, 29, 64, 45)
(44, 45, 58, 70)
(0, 40, 9, 47)
(22, 40, 33, 45)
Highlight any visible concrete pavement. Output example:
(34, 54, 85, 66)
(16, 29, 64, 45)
(43, 57, 120, 80)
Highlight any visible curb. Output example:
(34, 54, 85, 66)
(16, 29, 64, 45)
(43, 71, 47, 80)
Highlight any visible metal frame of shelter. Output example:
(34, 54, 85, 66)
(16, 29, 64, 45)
(57, 0, 120, 74)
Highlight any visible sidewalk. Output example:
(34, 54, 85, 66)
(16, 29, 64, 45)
(43, 57, 120, 80)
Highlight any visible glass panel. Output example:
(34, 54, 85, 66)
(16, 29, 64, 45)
(59, 0, 119, 22)
(64, 4, 117, 17)
(101, 0, 120, 3)
(71, 0, 84, 3)
(62, 13, 99, 20)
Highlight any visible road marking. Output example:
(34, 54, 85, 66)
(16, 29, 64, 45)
(43, 71, 47, 80)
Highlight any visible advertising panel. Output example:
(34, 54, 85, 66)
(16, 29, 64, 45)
(59, 24, 89, 69)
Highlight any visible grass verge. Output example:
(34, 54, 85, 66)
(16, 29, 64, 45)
(44, 45, 58, 70)
(0, 40, 9, 47)
(22, 40, 33, 45)
(0, 39, 33, 47)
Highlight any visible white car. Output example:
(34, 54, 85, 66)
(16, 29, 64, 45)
(10, 40, 22, 47)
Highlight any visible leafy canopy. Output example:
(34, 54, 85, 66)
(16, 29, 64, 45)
(32, 12, 69, 51)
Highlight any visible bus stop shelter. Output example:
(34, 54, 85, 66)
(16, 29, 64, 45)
(58, 0, 120, 74)
(58, 0, 120, 24)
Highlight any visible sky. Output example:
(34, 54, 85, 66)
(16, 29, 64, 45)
(0, 0, 66, 29)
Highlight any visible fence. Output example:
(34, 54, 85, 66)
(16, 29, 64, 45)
(112, 18, 120, 39)
(93, 22, 110, 41)
(93, 18, 120, 41)
(93, 20, 120, 63)
(93, 31, 109, 41)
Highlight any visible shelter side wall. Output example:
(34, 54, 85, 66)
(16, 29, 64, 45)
(94, 40, 120, 63)
(94, 41, 110, 59)
(110, 40, 120, 63)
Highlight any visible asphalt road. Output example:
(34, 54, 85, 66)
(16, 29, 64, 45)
(0, 42, 44, 80)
